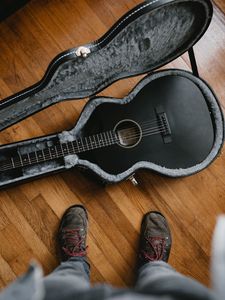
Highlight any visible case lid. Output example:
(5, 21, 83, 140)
(0, 0, 213, 132)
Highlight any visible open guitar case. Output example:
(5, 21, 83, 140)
(0, 0, 224, 189)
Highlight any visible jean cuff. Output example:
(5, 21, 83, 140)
(68, 256, 91, 277)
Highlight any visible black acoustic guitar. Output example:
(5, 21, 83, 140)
(0, 74, 214, 177)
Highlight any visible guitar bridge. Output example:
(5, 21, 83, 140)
(155, 106, 172, 144)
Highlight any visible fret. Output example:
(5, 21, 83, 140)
(102, 132, 107, 145)
(67, 142, 73, 155)
(43, 148, 47, 159)
(108, 131, 112, 144)
(43, 148, 48, 159)
(65, 142, 70, 155)
(34, 150, 39, 163)
(18, 152, 23, 166)
(88, 136, 93, 150)
(91, 135, 96, 149)
(76, 140, 81, 152)
(66, 143, 70, 154)
(56, 145, 60, 157)
(105, 132, 109, 145)
(99, 133, 104, 146)
(48, 147, 53, 159)
(85, 138, 89, 150)
(109, 131, 115, 143)
(22, 153, 29, 164)
(11, 157, 15, 168)
(103, 132, 107, 145)
(96, 134, 101, 148)
(51, 146, 57, 158)
(60, 143, 64, 156)
(27, 153, 31, 164)
(61, 143, 68, 155)
(54, 146, 57, 157)
(70, 141, 76, 154)
(93, 136, 96, 149)
(64, 143, 69, 155)
(36, 150, 44, 161)
(106, 131, 112, 145)
(41, 149, 45, 161)
(29, 152, 37, 164)
(54, 145, 59, 157)
(80, 138, 85, 152)
(73, 140, 78, 153)
(52, 147, 55, 158)
(93, 135, 97, 149)
(84, 137, 89, 151)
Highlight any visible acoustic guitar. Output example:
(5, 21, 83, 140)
(0, 74, 214, 177)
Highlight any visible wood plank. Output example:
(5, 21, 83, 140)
(0, 193, 58, 274)
(213, 0, 225, 13)
(0, 256, 16, 286)
(0, 0, 224, 291)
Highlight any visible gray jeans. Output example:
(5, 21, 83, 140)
(44, 258, 215, 300)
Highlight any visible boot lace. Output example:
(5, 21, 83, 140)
(62, 228, 88, 257)
(141, 237, 166, 261)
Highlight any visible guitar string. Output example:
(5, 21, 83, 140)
(73, 120, 166, 149)
(0, 120, 165, 169)
(0, 122, 163, 166)
(0, 117, 168, 171)
(0, 124, 166, 171)
(113, 125, 165, 142)
(1, 118, 163, 168)
(0, 129, 165, 172)
(0, 126, 167, 172)
(54, 123, 165, 157)
(117, 122, 161, 135)
(0, 122, 167, 171)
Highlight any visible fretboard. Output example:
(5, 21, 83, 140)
(0, 130, 118, 172)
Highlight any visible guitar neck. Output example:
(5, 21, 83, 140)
(0, 131, 118, 172)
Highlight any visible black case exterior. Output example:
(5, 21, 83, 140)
(0, 0, 224, 189)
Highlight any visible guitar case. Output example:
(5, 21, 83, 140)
(0, 0, 224, 188)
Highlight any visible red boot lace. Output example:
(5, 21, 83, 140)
(62, 228, 88, 257)
(141, 237, 166, 261)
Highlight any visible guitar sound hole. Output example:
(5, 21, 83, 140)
(114, 119, 142, 148)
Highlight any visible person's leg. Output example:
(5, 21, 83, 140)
(136, 261, 213, 299)
(44, 257, 90, 300)
(134, 212, 214, 299)
(43, 205, 90, 300)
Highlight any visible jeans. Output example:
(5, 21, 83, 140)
(43, 258, 215, 300)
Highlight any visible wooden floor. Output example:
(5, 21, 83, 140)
(0, 0, 224, 289)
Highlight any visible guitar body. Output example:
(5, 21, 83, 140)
(78, 74, 214, 175)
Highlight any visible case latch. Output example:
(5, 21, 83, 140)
(75, 46, 91, 58)
(128, 174, 138, 186)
